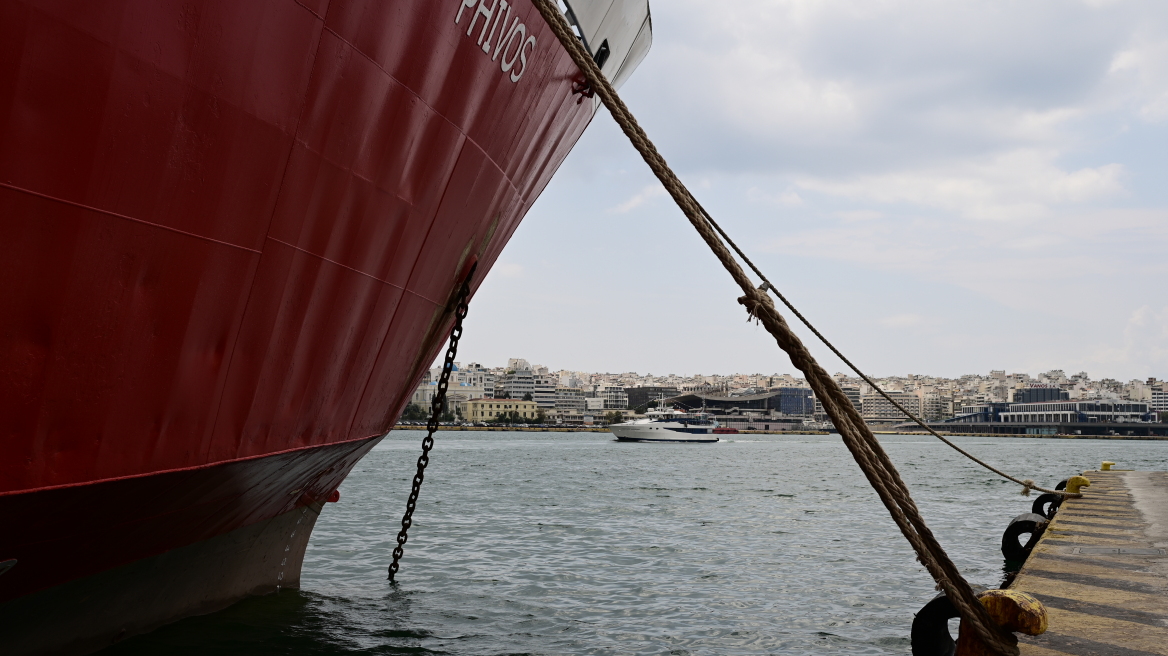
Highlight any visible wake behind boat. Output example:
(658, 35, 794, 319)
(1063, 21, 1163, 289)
(610, 408, 720, 443)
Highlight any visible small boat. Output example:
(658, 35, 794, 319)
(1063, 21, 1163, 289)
(610, 408, 720, 443)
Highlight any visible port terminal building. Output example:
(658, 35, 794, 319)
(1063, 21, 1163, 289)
(999, 400, 1153, 424)
(657, 389, 817, 431)
(897, 399, 1166, 436)
(666, 389, 814, 417)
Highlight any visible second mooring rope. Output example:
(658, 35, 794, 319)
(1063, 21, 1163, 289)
(532, 2, 1024, 653)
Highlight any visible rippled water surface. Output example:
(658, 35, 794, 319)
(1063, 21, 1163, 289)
(109, 432, 1168, 655)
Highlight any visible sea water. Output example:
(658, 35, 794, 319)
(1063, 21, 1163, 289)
(107, 432, 1168, 655)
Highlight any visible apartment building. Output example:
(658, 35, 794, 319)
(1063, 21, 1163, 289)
(554, 387, 586, 412)
(1152, 385, 1168, 412)
(813, 385, 861, 421)
(465, 398, 540, 421)
(534, 375, 557, 408)
(500, 367, 535, 400)
(861, 391, 922, 424)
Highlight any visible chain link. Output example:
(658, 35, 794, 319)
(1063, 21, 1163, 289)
(388, 266, 475, 582)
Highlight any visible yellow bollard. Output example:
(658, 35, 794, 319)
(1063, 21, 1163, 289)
(1101, 461, 1115, 471)
(1065, 475, 1091, 494)
(956, 590, 1047, 656)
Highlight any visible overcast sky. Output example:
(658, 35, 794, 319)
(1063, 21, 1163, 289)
(457, 0, 1168, 382)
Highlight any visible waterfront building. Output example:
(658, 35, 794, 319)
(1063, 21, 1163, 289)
(411, 363, 496, 415)
(999, 401, 1153, 424)
(768, 387, 814, 416)
(1011, 386, 1070, 403)
(950, 402, 1010, 423)
(465, 398, 540, 422)
(500, 367, 535, 399)
(667, 389, 812, 417)
(547, 408, 585, 424)
(861, 391, 922, 424)
(533, 375, 557, 408)
(1152, 385, 1168, 412)
(461, 363, 496, 398)
(626, 386, 680, 412)
(555, 387, 586, 412)
(412, 380, 438, 408)
(680, 382, 727, 394)
(843, 386, 862, 411)
(814, 386, 860, 421)
(919, 391, 953, 421)
(600, 385, 628, 410)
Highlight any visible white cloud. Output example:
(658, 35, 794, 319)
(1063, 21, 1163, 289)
(835, 210, 884, 221)
(747, 187, 804, 206)
(760, 206, 1168, 307)
(495, 263, 524, 278)
(610, 185, 666, 213)
(1084, 306, 1168, 375)
(879, 314, 926, 328)
(794, 150, 1125, 221)
(1107, 37, 1168, 122)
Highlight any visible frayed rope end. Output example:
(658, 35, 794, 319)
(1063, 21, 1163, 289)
(1021, 479, 1035, 496)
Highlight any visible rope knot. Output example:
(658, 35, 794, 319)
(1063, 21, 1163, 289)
(1020, 479, 1035, 497)
(737, 294, 762, 324)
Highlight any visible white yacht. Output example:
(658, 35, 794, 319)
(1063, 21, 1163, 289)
(609, 408, 720, 443)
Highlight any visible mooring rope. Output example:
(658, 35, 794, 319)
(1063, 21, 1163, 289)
(531, 2, 1024, 652)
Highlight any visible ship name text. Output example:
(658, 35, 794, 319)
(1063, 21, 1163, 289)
(456, 0, 537, 83)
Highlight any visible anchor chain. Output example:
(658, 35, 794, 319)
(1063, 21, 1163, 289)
(388, 265, 475, 582)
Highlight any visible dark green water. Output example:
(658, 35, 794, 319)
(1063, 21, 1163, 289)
(107, 432, 1168, 655)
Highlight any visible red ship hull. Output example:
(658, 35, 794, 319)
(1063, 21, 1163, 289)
(0, 0, 599, 651)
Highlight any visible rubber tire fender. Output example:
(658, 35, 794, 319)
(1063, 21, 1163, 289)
(1031, 493, 1062, 519)
(1055, 479, 1068, 491)
(911, 593, 958, 656)
(1002, 512, 1048, 562)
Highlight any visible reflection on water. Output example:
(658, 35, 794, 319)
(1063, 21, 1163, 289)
(107, 433, 1168, 655)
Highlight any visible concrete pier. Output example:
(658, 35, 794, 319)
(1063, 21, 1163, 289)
(1010, 470, 1168, 655)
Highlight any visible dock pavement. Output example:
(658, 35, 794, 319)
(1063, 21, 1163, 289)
(1010, 469, 1168, 655)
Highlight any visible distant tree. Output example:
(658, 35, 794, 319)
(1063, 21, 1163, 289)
(604, 411, 625, 425)
(1160, 411, 1168, 423)
(492, 410, 524, 424)
(645, 400, 659, 410)
(440, 409, 455, 423)
(401, 403, 428, 422)
(522, 392, 533, 401)
(536, 409, 547, 424)
(496, 392, 511, 399)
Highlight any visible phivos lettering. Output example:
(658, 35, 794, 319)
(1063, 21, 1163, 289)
(456, 0, 537, 83)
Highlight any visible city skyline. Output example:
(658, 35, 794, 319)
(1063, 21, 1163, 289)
(411, 357, 1167, 430)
